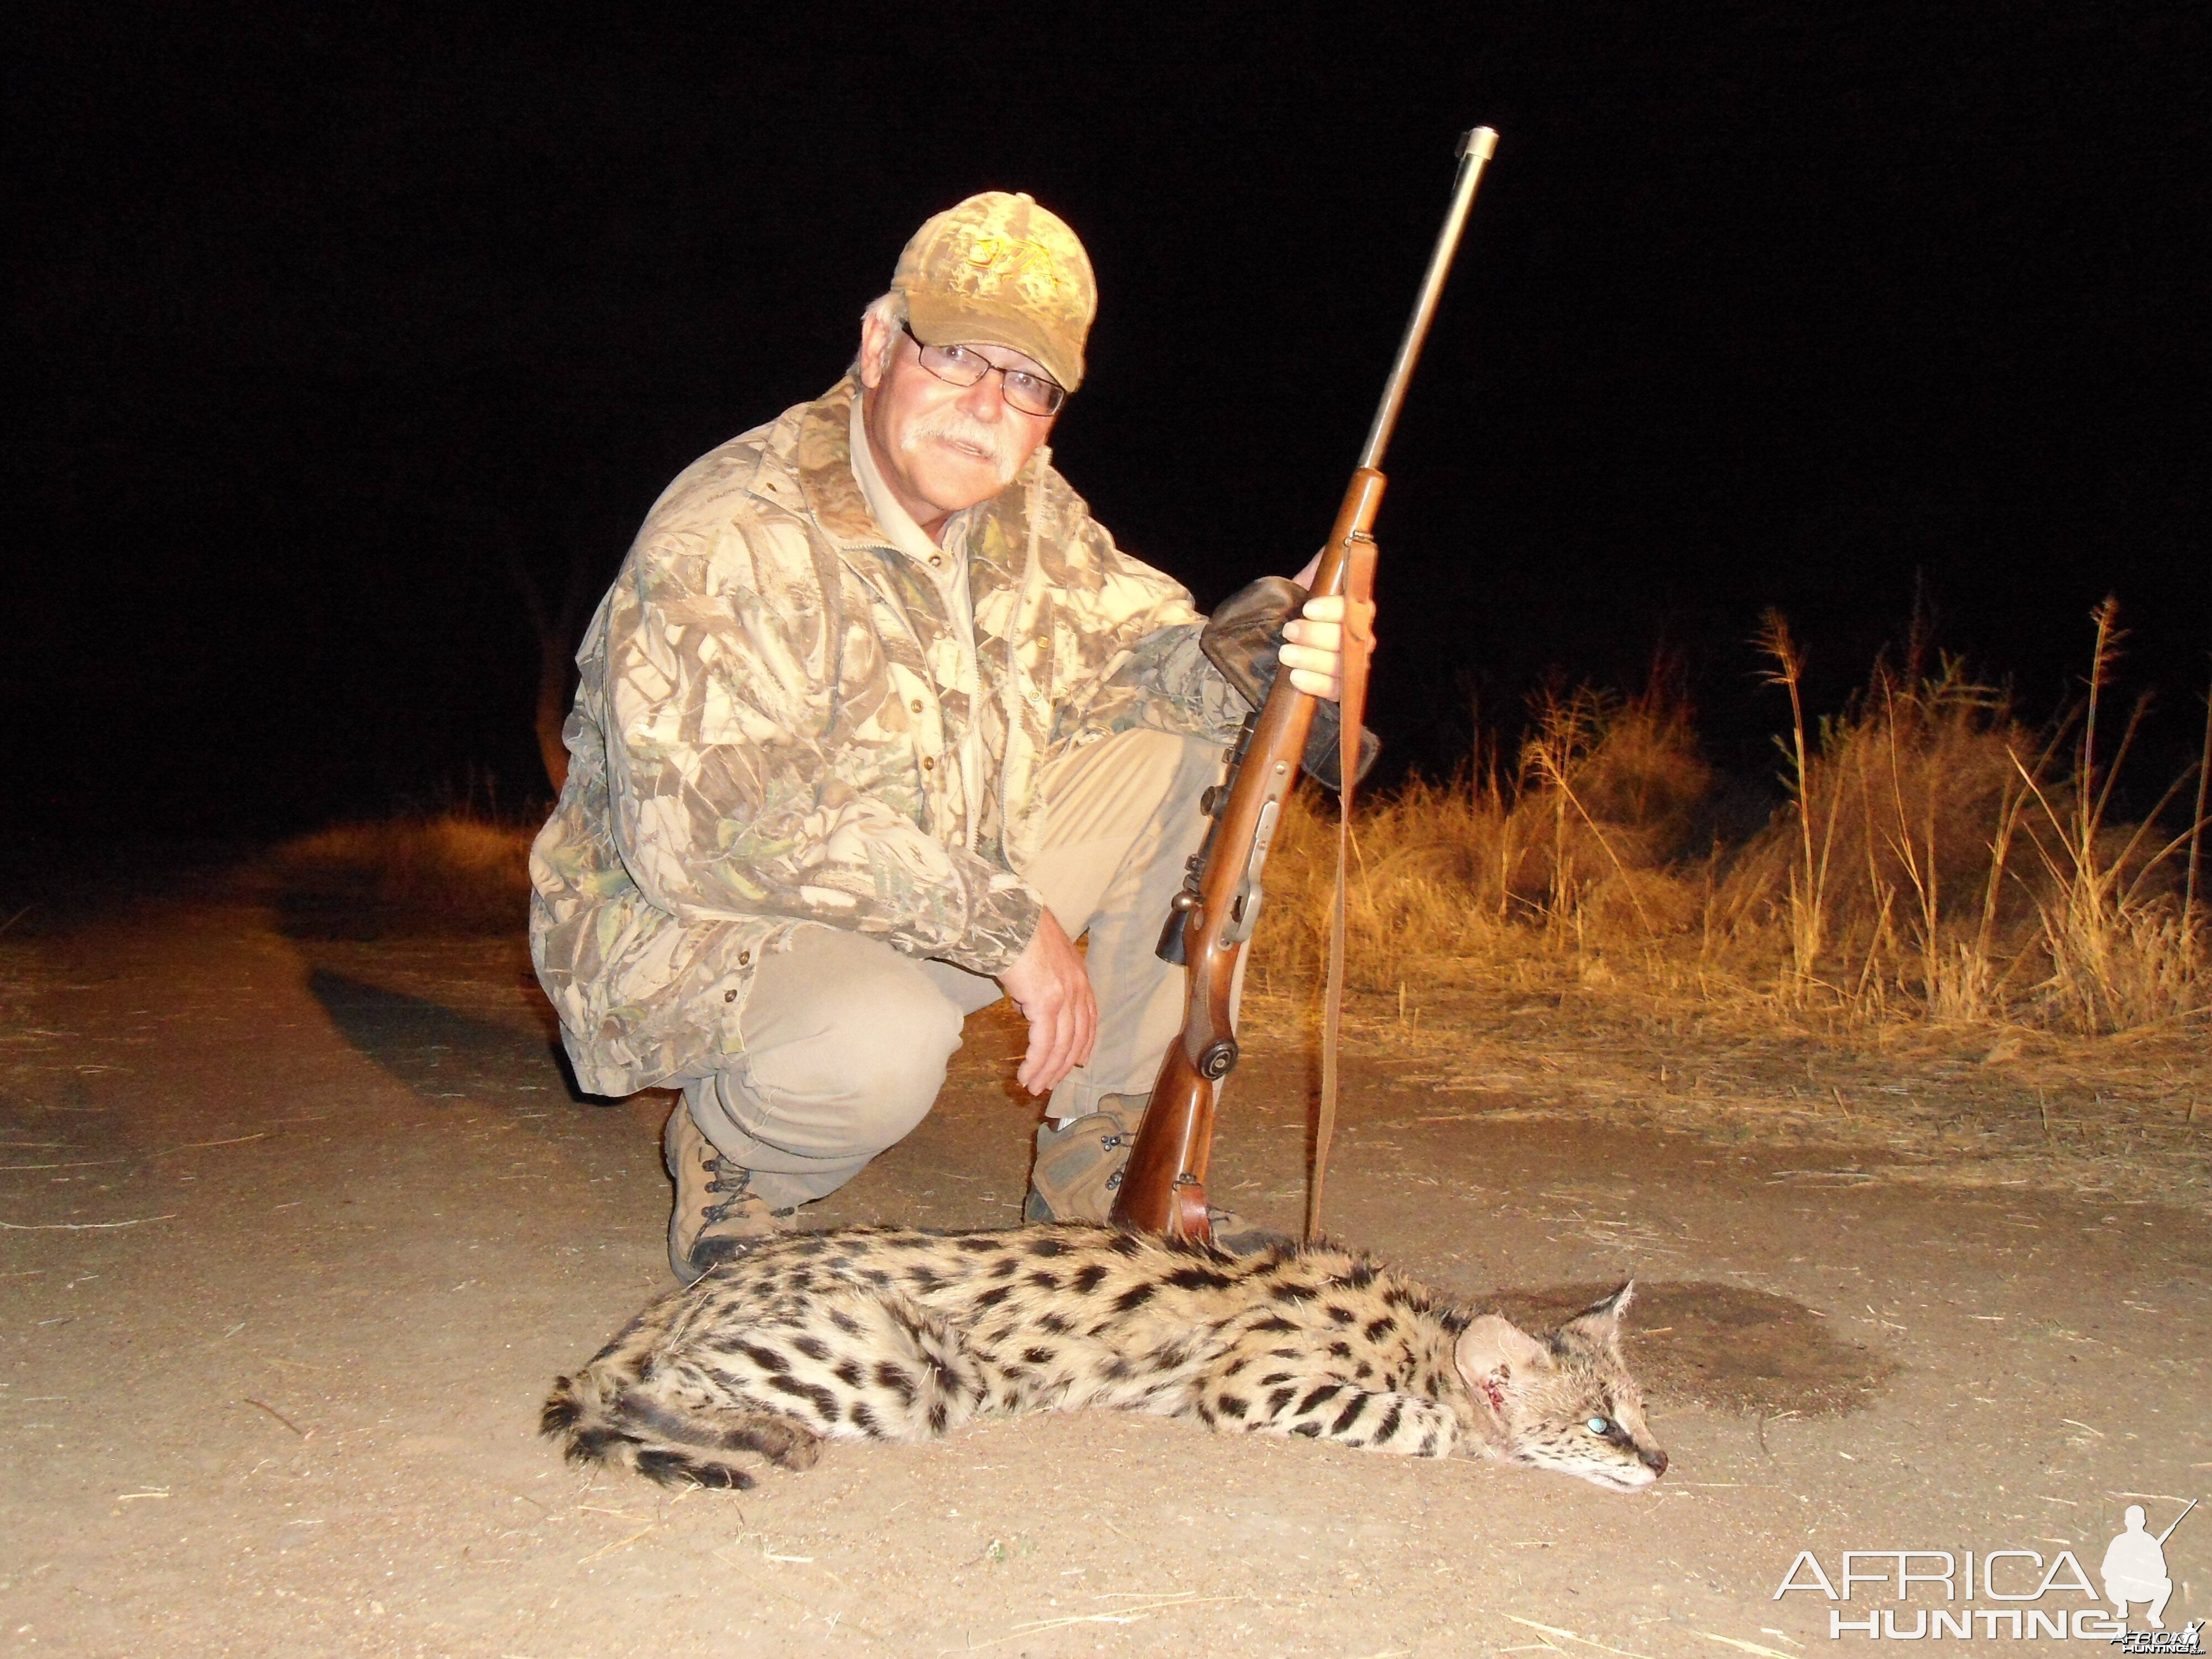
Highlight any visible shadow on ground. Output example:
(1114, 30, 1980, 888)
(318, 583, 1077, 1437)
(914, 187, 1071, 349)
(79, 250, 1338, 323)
(1494, 1280, 1901, 1416)
(308, 968, 602, 1105)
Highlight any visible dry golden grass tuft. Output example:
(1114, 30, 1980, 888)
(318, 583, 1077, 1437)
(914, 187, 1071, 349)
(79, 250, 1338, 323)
(274, 813, 535, 932)
(1248, 687, 1715, 990)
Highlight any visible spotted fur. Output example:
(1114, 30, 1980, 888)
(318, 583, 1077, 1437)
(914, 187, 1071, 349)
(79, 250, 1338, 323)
(542, 1223, 1666, 1492)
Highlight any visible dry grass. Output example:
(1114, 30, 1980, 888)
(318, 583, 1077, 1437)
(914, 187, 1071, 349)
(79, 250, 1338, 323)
(2006, 600, 2207, 1032)
(1721, 631, 2043, 1017)
(1255, 606, 2206, 1037)
(1249, 687, 1713, 992)
(273, 813, 534, 932)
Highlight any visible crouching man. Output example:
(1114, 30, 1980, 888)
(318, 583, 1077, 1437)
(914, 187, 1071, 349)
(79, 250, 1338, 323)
(530, 191, 1361, 1281)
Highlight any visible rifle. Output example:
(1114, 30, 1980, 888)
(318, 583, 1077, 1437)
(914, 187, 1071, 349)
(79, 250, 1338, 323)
(1112, 127, 1500, 1243)
(2156, 1498, 2197, 1546)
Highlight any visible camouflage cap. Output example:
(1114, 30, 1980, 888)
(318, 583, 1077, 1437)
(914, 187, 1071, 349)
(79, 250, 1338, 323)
(892, 191, 1095, 393)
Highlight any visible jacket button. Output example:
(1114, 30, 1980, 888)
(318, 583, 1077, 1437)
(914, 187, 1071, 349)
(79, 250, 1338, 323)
(723, 989, 738, 1003)
(929, 554, 943, 568)
(738, 949, 752, 966)
(911, 698, 924, 713)
(922, 756, 936, 771)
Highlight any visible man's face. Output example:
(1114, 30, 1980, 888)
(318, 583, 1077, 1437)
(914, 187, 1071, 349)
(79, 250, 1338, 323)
(857, 309, 1058, 536)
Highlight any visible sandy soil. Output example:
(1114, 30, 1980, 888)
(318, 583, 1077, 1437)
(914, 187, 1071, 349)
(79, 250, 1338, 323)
(1, 870, 2206, 1657)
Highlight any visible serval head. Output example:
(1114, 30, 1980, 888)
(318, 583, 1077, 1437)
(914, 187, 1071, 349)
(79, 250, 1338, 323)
(1454, 1282, 1668, 1492)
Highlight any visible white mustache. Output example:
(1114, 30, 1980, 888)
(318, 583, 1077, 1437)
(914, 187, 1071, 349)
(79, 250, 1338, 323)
(901, 407, 1019, 486)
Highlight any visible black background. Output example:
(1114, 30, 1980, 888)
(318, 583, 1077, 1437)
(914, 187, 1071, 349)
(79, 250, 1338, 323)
(11, 4, 2207, 838)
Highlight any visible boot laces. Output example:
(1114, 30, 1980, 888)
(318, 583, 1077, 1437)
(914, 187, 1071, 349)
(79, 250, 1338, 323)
(698, 1146, 753, 1224)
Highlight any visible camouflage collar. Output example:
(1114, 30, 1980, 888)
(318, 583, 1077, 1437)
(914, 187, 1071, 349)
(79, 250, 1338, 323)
(782, 377, 877, 544)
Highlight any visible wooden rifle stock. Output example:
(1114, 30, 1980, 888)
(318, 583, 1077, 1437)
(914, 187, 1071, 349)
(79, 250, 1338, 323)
(1111, 129, 1498, 1243)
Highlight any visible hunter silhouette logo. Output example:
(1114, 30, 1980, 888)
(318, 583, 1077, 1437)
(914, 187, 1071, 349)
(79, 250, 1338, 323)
(2104, 1500, 2195, 1634)
(1772, 1495, 2200, 1644)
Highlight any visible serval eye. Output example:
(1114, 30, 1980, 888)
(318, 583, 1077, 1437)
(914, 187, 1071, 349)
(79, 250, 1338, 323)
(1587, 1416, 1610, 1435)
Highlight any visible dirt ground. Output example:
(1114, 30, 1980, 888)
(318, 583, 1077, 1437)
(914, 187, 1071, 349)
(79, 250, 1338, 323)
(2, 864, 2207, 1657)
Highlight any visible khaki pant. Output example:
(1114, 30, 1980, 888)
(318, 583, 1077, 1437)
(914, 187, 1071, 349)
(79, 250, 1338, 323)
(682, 728, 1234, 1209)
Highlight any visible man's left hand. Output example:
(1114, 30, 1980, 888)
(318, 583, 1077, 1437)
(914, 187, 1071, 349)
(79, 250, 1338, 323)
(1283, 554, 1377, 705)
(1280, 595, 1357, 702)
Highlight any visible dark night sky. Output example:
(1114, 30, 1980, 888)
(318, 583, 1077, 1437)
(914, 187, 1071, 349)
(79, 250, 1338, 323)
(10, 4, 2208, 838)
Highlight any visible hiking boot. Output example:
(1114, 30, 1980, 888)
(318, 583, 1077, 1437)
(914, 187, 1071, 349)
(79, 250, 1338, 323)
(1024, 1094, 1293, 1255)
(1025, 1095, 1144, 1225)
(664, 1104, 790, 1284)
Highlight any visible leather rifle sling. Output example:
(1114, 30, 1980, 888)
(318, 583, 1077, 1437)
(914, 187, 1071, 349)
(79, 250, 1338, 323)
(1308, 535, 1379, 1242)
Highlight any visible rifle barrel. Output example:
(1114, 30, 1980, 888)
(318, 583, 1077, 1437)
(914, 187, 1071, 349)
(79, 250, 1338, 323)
(2156, 1496, 2197, 1545)
(1357, 127, 1498, 474)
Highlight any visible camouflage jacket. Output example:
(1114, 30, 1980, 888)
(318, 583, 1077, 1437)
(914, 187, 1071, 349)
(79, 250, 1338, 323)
(529, 377, 1245, 1096)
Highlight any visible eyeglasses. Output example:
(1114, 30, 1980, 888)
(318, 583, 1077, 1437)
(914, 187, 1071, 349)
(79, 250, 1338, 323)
(900, 322, 1067, 417)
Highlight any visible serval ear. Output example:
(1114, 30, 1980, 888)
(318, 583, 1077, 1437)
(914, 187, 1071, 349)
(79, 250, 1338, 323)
(1555, 1281, 1635, 1359)
(1454, 1313, 1553, 1416)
